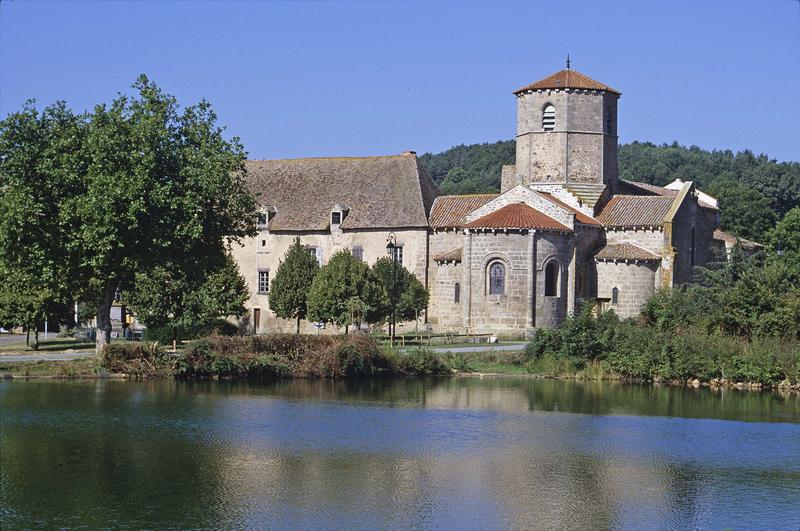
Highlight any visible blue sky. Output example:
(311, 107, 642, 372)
(1, 1, 798, 161)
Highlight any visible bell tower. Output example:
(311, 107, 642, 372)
(502, 61, 621, 197)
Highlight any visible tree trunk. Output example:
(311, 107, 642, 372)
(296, 315, 300, 335)
(26, 325, 30, 347)
(33, 323, 39, 351)
(95, 280, 118, 355)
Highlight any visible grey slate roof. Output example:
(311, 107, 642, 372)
(245, 153, 439, 231)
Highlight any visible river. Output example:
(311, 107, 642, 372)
(1, 378, 799, 529)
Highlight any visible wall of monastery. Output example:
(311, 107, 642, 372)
(604, 227, 666, 255)
(534, 232, 574, 328)
(230, 226, 429, 334)
(670, 198, 718, 285)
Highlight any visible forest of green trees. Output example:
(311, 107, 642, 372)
(419, 140, 800, 242)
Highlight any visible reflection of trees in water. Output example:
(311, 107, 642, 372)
(0, 380, 229, 528)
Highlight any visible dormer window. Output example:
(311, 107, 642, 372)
(257, 207, 276, 230)
(331, 211, 342, 225)
(542, 104, 556, 131)
(257, 212, 268, 227)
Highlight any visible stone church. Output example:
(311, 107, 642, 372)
(231, 66, 723, 336)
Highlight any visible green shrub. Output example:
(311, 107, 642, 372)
(398, 348, 450, 376)
(102, 341, 170, 377)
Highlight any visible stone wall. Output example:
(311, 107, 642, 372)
(514, 89, 618, 187)
(670, 196, 718, 285)
(427, 230, 465, 329)
(230, 226, 429, 334)
(533, 232, 575, 328)
(604, 227, 666, 255)
(596, 260, 659, 319)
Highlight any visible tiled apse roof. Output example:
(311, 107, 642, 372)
(596, 195, 676, 228)
(245, 154, 439, 231)
(713, 230, 764, 250)
(595, 243, 660, 261)
(432, 247, 463, 263)
(513, 69, 621, 95)
(465, 203, 571, 232)
(429, 194, 498, 228)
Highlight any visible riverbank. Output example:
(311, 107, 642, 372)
(2, 337, 798, 393)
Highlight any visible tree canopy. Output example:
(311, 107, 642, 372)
(0, 76, 258, 352)
(306, 251, 385, 332)
(269, 239, 320, 333)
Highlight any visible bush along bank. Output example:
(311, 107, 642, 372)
(522, 304, 800, 390)
(101, 334, 451, 379)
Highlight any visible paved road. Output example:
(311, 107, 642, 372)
(408, 343, 527, 354)
(0, 334, 27, 346)
(0, 351, 95, 363)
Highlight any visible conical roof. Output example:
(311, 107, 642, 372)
(513, 69, 620, 95)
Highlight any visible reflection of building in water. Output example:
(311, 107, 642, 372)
(423, 382, 531, 413)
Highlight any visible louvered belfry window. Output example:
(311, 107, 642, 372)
(542, 104, 556, 131)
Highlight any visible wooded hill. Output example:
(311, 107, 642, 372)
(419, 140, 800, 242)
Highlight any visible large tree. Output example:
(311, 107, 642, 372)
(127, 252, 249, 345)
(0, 76, 258, 353)
(307, 250, 385, 333)
(269, 238, 320, 333)
(370, 257, 429, 327)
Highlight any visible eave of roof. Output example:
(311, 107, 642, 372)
(513, 68, 621, 95)
(465, 202, 572, 232)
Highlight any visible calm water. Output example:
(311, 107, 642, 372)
(1, 378, 799, 530)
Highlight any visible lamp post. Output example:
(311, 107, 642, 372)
(386, 232, 398, 346)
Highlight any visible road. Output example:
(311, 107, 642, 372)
(408, 343, 527, 354)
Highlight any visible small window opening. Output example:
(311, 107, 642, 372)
(391, 246, 404, 266)
(331, 211, 342, 225)
(489, 262, 505, 295)
(258, 270, 270, 294)
(542, 104, 556, 131)
(257, 212, 268, 227)
(545, 261, 559, 297)
(612, 287, 619, 305)
(454, 282, 460, 303)
(605, 107, 612, 134)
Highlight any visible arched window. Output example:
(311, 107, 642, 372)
(489, 262, 505, 295)
(542, 104, 556, 131)
(612, 287, 619, 304)
(454, 282, 460, 303)
(545, 261, 559, 297)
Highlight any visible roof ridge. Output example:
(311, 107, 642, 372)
(247, 154, 407, 163)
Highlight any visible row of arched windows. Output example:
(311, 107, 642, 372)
(450, 261, 561, 301)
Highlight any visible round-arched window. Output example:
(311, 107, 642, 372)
(612, 287, 619, 304)
(545, 261, 559, 297)
(489, 262, 505, 295)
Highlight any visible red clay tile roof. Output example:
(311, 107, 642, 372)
(596, 195, 675, 227)
(513, 69, 621, 95)
(429, 194, 498, 228)
(465, 202, 571, 232)
(595, 243, 660, 261)
(537, 192, 602, 226)
(432, 247, 463, 263)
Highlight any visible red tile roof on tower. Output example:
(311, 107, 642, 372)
(429, 194, 498, 228)
(513, 69, 621, 95)
(465, 203, 571, 231)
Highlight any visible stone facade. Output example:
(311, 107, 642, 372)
(231, 66, 721, 337)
